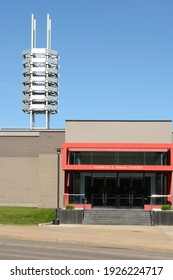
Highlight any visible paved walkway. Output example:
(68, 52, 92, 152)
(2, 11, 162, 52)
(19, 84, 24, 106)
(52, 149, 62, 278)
(0, 224, 173, 253)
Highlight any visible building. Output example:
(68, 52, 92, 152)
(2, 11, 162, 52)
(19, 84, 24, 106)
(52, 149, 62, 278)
(0, 16, 172, 212)
(0, 120, 172, 210)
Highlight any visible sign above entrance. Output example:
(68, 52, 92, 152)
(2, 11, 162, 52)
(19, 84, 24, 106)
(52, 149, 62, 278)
(63, 163, 173, 171)
(94, 165, 144, 170)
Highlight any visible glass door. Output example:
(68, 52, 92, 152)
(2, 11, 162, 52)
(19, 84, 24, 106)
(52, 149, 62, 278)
(119, 178, 130, 207)
(91, 177, 117, 207)
(119, 175, 144, 208)
(132, 178, 144, 207)
(91, 178, 104, 206)
(105, 178, 118, 207)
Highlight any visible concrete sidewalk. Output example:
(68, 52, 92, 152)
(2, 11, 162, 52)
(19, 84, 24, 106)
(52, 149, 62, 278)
(0, 224, 173, 253)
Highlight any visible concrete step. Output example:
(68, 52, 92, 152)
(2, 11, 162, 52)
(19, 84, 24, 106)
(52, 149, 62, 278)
(83, 209, 152, 225)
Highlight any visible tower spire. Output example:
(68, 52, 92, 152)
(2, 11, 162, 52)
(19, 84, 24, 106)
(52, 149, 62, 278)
(31, 14, 36, 49)
(22, 14, 59, 129)
(47, 14, 51, 49)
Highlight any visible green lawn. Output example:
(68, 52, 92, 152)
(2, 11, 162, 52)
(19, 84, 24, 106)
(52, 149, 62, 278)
(0, 206, 55, 225)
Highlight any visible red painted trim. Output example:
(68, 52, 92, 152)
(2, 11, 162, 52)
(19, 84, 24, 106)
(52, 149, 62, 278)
(64, 193, 69, 206)
(64, 173, 69, 193)
(144, 205, 162, 210)
(62, 142, 173, 171)
(171, 147, 173, 165)
(62, 142, 173, 149)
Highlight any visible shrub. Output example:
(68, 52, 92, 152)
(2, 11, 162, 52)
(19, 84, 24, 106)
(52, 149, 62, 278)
(65, 205, 75, 210)
(161, 204, 171, 211)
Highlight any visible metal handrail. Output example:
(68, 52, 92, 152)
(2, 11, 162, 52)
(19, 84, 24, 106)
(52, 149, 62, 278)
(64, 193, 86, 206)
(149, 194, 172, 197)
(64, 193, 85, 196)
(149, 194, 172, 206)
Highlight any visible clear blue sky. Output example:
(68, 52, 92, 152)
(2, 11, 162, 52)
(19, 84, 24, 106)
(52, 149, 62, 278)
(0, 0, 173, 129)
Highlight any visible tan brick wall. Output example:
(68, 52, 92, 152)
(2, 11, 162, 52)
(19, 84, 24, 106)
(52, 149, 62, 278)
(0, 155, 64, 208)
(0, 130, 65, 208)
(37, 154, 64, 208)
(0, 157, 38, 206)
(38, 154, 57, 208)
(0, 130, 65, 157)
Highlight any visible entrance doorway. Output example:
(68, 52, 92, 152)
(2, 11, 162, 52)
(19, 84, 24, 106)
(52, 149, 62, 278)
(119, 178, 144, 207)
(90, 177, 145, 208)
(81, 171, 168, 208)
(91, 177, 118, 207)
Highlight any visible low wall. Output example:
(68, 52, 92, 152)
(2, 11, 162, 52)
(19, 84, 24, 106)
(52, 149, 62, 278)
(152, 211, 173, 226)
(59, 210, 84, 224)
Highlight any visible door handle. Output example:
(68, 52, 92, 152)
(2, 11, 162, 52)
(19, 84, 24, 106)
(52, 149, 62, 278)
(102, 191, 107, 203)
(105, 191, 107, 203)
(102, 192, 104, 203)
(129, 192, 133, 203)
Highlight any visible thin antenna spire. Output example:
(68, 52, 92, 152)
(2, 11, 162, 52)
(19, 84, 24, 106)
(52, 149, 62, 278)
(47, 14, 51, 49)
(31, 14, 36, 49)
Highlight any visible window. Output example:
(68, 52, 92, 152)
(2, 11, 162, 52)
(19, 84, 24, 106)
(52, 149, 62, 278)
(69, 151, 169, 165)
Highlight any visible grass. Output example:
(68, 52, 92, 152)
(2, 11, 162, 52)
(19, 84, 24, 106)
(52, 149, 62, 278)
(0, 206, 55, 225)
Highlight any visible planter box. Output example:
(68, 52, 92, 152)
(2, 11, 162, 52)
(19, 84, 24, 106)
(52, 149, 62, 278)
(152, 210, 173, 226)
(59, 210, 84, 224)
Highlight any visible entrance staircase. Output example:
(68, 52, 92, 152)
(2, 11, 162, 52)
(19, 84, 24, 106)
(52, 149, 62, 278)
(82, 209, 152, 225)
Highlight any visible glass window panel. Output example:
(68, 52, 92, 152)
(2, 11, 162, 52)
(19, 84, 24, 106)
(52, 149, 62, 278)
(145, 152, 159, 165)
(92, 152, 115, 164)
(119, 152, 130, 164)
(119, 152, 144, 165)
(114, 152, 119, 164)
(69, 151, 169, 165)
(163, 152, 168, 165)
(69, 152, 91, 164)
(155, 173, 167, 204)
(78, 152, 91, 164)
(129, 152, 144, 165)
(69, 152, 74, 164)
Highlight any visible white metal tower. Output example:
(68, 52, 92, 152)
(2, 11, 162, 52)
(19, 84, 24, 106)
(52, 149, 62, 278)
(22, 14, 59, 129)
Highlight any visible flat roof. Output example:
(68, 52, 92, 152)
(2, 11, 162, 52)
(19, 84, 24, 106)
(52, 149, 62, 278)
(0, 128, 65, 137)
(66, 120, 172, 123)
(0, 128, 65, 132)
